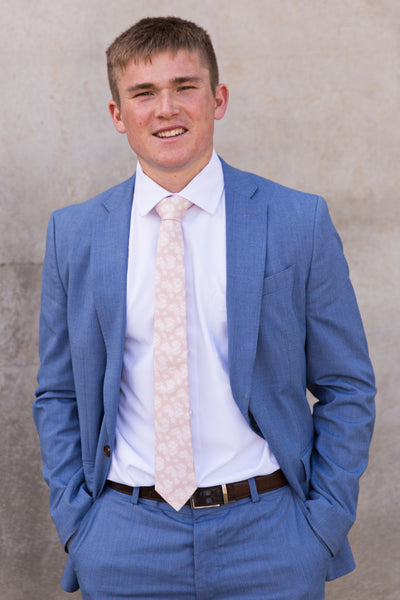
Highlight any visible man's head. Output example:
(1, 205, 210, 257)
(106, 16, 219, 108)
(106, 17, 228, 191)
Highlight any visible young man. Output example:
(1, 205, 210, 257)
(34, 16, 375, 599)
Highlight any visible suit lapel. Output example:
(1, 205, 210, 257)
(222, 161, 268, 421)
(92, 175, 135, 434)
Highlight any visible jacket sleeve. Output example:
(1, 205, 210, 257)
(33, 214, 92, 549)
(304, 196, 376, 556)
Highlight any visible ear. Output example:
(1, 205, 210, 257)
(108, 100, 127, 134)
(214, 83, 229, 121)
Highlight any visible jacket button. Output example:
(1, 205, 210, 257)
(103, 445, 111, 458)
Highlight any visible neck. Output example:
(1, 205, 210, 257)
(139, 156, 212, 193)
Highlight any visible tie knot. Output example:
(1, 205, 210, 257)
(156, 195, 192, 222)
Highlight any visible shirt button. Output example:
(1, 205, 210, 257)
(103, 445, 111, 458)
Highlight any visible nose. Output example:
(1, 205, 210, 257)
(154, 90, 179, 118)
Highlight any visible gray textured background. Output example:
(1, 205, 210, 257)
(1, 1, 399, 598)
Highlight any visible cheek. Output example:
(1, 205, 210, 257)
(197, 111, 216, 139)
(125, 120, 151, 147)
(122, 107, 149, 131)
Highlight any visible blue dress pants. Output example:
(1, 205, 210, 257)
(67, 482, 331, 599)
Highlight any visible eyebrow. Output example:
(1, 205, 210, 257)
(125, 76, 203, 95)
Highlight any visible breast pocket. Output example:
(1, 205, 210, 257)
(258, 264, 300, 386)
(262, 264, 296, 296)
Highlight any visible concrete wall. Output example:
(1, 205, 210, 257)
(1, 1, 398, 598)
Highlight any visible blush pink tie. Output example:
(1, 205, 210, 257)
(153, 195, 197, 511)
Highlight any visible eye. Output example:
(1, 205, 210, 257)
(134, 91, 154, 98)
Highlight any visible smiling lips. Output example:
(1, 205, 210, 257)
(154, 127, 187, 138)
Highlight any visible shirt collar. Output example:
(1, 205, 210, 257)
(134, 150, 224, 217)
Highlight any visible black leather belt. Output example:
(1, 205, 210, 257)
(107, 469, 287, 509)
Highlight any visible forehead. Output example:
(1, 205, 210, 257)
(118, 49, 210, 85)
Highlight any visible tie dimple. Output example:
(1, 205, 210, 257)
(155, 195, 192, 221)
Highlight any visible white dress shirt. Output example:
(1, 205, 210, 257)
(108, 151, 280, 487)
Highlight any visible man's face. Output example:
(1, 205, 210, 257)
(109, 49, 228, 190)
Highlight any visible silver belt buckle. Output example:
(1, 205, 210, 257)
(190, 484, 228, 509)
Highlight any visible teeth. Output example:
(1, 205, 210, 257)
(155, 128, 185, 138)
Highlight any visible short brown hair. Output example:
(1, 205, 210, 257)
(106, 16, 219, 107)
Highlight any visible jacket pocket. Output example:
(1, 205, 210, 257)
(262, 264, 296, 296)
(300, 441, 313, 482)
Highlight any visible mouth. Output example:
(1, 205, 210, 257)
(153, 127, 187, 139)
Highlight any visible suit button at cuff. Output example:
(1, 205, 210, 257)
(103, 445, 111, 457)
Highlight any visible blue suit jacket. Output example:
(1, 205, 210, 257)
(34, 159, 375, 591)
